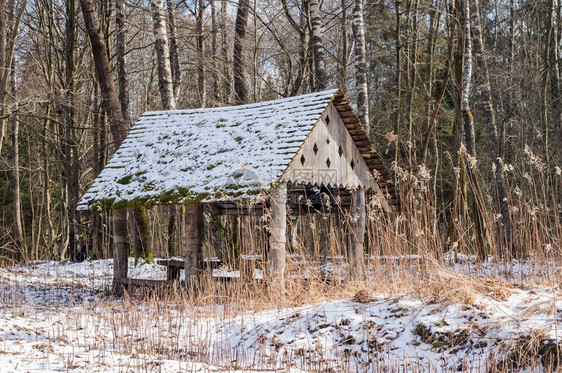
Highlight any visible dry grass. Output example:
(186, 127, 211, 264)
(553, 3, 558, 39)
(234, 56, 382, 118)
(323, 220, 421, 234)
(2, 147, 562, 371)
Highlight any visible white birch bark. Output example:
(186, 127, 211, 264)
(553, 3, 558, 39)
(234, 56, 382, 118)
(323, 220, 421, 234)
(469, 0, 512, 253)
(150, 0, 176, 111)
(310, 0, 327, 91)
(352, 0, 369, 132)
(461, 0, 475, 157)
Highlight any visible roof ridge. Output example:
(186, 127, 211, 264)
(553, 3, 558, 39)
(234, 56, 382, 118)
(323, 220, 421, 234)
(142, 89, 339, 116)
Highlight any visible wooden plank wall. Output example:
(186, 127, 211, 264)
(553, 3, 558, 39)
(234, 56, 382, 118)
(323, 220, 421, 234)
(284, 103, 391, 212)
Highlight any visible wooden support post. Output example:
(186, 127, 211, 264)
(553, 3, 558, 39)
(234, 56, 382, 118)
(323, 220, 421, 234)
(184, 204, 204, 278)
(167, 265, 181, 281)
(112, 208, 129, 295)
(268, 183, 287, 288)
(350, 188, 366, 277)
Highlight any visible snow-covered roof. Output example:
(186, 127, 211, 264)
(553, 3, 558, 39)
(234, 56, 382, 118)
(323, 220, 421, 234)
(78, 89, 396, 211)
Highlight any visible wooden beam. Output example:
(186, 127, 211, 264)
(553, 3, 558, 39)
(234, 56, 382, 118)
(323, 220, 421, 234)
(350, 189, 366, 277)
(342, 118, 359, 125)
(353, 140, 371, 147)
(184, 204, 204, 278)
(268, 183, 287, 289)
(338, 111, 356, 119)
(112, 208, 128, 295)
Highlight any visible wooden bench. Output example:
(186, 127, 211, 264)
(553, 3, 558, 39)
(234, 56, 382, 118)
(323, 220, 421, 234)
(157, 258, 223, 281)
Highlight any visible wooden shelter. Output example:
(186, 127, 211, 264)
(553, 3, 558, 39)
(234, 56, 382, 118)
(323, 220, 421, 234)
(78, 89, 397, 288)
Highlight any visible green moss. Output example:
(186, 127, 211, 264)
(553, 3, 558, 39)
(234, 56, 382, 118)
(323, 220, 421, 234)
(142, 181, 156, 192)
(89, 182, 269, 212)
(246, 188, 262, 196)
(134, 251, 155, 265)
(117, 175, 133, 185)
(206, 161, 223, 170)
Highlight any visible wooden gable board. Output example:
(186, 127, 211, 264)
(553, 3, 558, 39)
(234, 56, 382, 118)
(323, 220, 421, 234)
(284, 102, 391, 212)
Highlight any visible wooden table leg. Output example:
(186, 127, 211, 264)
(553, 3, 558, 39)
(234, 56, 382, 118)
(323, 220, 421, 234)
(167, 266, 180, 281)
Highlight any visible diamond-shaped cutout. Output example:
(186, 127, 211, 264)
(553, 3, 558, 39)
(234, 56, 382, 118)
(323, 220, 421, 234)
(350, 160, 355, 169)
(325, 115, 330, 125)
(313, 143, 319, 155)
(300, 154, 306, 165)
(338, 146, 343, 157)
(326, 158, 331, 167)
(326, 138, 330, 144)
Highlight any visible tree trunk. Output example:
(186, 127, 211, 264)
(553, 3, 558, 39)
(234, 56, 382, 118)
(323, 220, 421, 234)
(80, 0, 130, 292)
(406, 0, 420, 165)
(543, 0, 560, 182)
(167, 0, 181, 101)
(233, 0, 250, 104)
(461, 0, 475, 158)
(64, 0, 80, 261)
(449, 0, 492, 261)
(221, 0, 231, 104)
(0, 0, 26, 156)
(393, 0, 402, 167)
(196, 0, 206, 107)
(0, 0, 6, 157)
(80, 0, 127, 148)
(352, 0, 369, 132)
(116, 0, 153, 261)
(469, 0, 512, 256)
(419, 0, 449, 165)
(151, 0, 176, 111)
(310, 0, 326, 91)
(339, 0, 348, 90)
(10, 62, 23, 250)
(210, 0, 220, 104)
(115, 0, 131, 125)
(150, 0, 180, 257)
(281, 0, 307, 97)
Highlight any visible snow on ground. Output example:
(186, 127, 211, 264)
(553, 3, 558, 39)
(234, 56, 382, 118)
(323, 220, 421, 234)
(0, 258, 561, 372)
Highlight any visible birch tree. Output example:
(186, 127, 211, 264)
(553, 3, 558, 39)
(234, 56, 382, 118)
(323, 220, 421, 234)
(352, 0, 369, 131)
(469, 0, 512, 254)
(150, 0, 179, 257)
(0, 0, 26, 156)
(461, 0, 475, 158)
(10, 59, 22, 249)
(167, 0, 181, 101)
(116, 0, 151, 260)
(151, 0, 176, 111)
(310, 0, 326, 91)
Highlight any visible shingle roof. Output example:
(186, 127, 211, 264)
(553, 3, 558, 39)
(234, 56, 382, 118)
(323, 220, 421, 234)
(78, 89, 396, 211)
